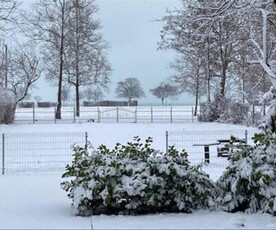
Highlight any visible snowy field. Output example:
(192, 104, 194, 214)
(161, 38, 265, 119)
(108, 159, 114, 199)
(1, 122, 276, 229)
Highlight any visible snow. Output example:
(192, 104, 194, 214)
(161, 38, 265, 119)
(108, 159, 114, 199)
(1, 121, 275, 229)
(1, 173, 276, 229)
(1, 122, 257, 152)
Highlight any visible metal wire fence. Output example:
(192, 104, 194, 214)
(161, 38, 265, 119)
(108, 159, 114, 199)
(0, 129, 259, 175)
(166, 129, 257, 167)
(1, 132, 87, 175)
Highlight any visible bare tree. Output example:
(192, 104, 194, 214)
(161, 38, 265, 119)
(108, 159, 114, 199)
(0, 42, 41, 123)
(189, 0, 276, 127)
(184, 0, 276, 92)
(170, 53, 205, 115)
(66, 0, 111, 116)
(115, 77, 145, 105)
(0, 1, 20, 124)
(159, 1, 214, 114)
(0, 0, 20, 90)
(159, 0, 276, 123)
(0, 0, 19, 32)
(249, 4, 276, 88)
(4, 43, 41, 105)
(160, 0, 245, 99)
(150, 82, 179, 106)
(23, 0, 74, 119)
(22, 0, 111, 118)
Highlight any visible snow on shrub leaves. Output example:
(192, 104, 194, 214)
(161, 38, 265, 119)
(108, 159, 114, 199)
(61, 137, 217, 216)
(217, 133, 276, 215)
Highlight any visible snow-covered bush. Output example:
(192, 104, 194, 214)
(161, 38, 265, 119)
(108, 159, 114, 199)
(217, 85, 276, 215)
(260, 86, 276, 132)
(217, 133, 276, 215)
(198, 93, 223, 122)
(61, 137, 217, 216)
(218, 102, 249, 124)
(0, 88, 16, 124)
(198, 101, 219, 122)
(199, 96, 249, 124)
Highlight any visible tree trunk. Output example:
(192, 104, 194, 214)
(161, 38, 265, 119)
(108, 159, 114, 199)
(56, 2, 66, 120)
(56, 58, 63, 119)
(218, 26, 230, 99)
(194, 69, 200, 116)
(219, 49, 227, 98)
(76, 81, 80, 117)
(205, 38, 211, 105)
(75, 0, 80, 117)
(56, 66, 63, 119)
(194, 93, 198, 116)
(220, 73, 226, 97)
(207, 77, 211, 103)
(161, 98, 164, 106)
(207, 37, 211, 105)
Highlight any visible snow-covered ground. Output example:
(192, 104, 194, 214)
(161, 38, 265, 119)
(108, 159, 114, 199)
(0, 122, 258, 178)
(1, 173, 276, 229)
(1, 122, 257, 152)
(1, 122, 275, 229)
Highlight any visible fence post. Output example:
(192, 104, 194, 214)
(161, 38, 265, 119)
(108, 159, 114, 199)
(2, 134, 5, 175)
(97, 107, 100, 123)
(134, 107, 137, 123)
(192, 107, 194, 123)
(33, 104, 35, 124)
(85, 132, 88, 149)
(116, 107, 119, 123)
(165, 131, 168, 154)
(73, 107, 76, 123)
(204, 145, 210, 164)
(245, 130, 248, 144)
(170, 106, 173, 123)
(54, 107, 56, 124)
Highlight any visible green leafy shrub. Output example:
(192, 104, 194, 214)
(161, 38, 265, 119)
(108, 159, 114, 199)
(217, 132, 276, 215)
(61, 137, 217, 216)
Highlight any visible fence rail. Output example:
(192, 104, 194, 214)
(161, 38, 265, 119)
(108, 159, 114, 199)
(14, 106, 196, 124)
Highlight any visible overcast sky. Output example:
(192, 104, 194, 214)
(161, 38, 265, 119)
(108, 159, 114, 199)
(28, 0, 194, 105)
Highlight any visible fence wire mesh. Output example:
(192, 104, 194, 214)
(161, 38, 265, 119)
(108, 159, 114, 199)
(1, 132, 86, 174)
(1, 129, 259, 175)
(167, 129, 257, 167)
